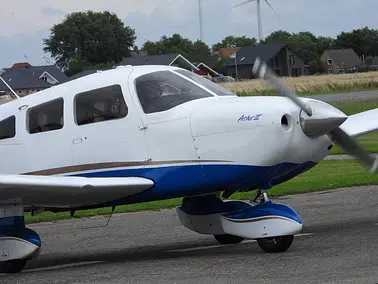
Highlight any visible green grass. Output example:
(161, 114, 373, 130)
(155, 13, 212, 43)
(327, 99, 378, 155)
(330, 99, 378, 115)
(236, 86, 378, 97)
(25, 159, 378, 224)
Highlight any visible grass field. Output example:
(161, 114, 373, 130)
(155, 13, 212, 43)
(0, 98, 11, 104)
(327, 99, 378, 154)
(25, 159, 378, 223)
(220, 71, 378, 96)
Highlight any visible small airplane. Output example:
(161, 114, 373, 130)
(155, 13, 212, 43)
(0, 57, 378, 274)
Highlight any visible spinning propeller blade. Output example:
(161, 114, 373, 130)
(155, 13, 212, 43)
(252, 57, 312, 116)
(328, 128, 378, 173)
(252, 57, 378, 174)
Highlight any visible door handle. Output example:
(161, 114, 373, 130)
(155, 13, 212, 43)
(72, 138, 83, 145)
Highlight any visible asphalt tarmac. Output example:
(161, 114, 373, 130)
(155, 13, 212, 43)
(1, 185, 378, 283)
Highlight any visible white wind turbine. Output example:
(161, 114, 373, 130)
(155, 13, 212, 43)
(233, 0, 279, 42)
(198, 0, 204, 42)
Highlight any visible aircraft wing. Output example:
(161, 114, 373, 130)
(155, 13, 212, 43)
(0, 174, 154, 208)
(339, 108, 378, 137)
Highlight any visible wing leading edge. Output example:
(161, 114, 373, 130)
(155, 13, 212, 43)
(0, 175, 154, 208)
(339, 108, 378, 137)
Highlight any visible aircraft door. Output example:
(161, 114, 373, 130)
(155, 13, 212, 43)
(21, 98, 74, 174)
(70, 82, 149, 173)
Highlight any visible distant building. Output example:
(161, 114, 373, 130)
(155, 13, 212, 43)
(118, 53, 198, 71)
(0, 62, 68, 97)
(192, 62, 219, 76)
(67, 53, 202, 81)
(218, 47, 240, 58)
(223, 43, 306, 80)
(67, 69, 103, 81)
(320, 49, 363, 74)
(370, 57, 378, 70)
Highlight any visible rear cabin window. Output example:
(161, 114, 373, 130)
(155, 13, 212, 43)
(0, 115, 16, 140)
(28, 98, 64, 134)
(74, 84, 128, 126)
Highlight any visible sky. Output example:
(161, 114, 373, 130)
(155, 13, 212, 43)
(0, 0, 377, 68)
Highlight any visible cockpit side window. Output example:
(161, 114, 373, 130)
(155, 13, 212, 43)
(135, 70, 213, 114)
(28, 98, 64, 134)
(0, 115, 16, 140)
(174, 69, 236, 96)
(74, 84, 128, 126)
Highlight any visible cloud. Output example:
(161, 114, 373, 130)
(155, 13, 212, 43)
(40, 7, 67, 17)
(0, 30, 53, 68)
(0, 1, 162, 37)
(0, 0, 377, 68)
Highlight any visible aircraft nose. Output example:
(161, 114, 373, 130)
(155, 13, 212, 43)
(299, 100, 348, 138)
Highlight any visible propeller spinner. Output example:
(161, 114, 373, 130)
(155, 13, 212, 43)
(252, 57, 378, 174)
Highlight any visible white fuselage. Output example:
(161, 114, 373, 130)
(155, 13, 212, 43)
(0, 65, 333, 206)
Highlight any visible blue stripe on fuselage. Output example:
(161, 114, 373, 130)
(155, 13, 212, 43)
(70, 161, 317, 205)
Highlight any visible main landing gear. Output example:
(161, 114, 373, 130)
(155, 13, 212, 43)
(0, 200, 41, 274)
(176, 189, 302, 253)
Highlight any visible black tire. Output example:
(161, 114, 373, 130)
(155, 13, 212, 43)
(0, 259, 27, 274)
(257, 235, 294, 253)
(214, 234, 244, 244)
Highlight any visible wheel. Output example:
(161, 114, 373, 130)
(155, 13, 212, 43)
(214, 234, 244, 244)
(0, 259, 27, 274)
(256, 235, 294, 253)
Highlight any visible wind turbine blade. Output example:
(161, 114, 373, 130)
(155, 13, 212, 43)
(264, 0, 279, 18)
(233, 0, 256, 8)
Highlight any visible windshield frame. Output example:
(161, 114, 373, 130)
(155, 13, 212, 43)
(172, 69, 236, 97)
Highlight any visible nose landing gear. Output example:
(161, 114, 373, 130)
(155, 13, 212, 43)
(250, 189, 297, 253)
(176, 190, 302, 253)
(256, 235, 295, 253)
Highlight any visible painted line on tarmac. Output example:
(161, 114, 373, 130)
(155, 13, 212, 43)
(23, 261, 105, 273)
(166, 233, 313, 253)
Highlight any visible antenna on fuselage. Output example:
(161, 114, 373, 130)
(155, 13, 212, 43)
(0, 75, 20, 99)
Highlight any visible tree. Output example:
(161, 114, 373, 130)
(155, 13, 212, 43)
(333, 27, 378, 58)
(186, 40, 216, 66)
(142, 34, 218, 70)
(43, 11, 136, 71)
(316, 36, 334, 55)
(263, 30, 293, 44)
(142, 34, 194, 56)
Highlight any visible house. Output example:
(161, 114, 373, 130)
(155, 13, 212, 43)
(67, 53, 201, 81)
(68, 69, 104, 81)
(192, 62, 219, 76)
(320, 49, 363, 74)
(0, 62, 68, 97)
(369, 57, 378, 70)
(223, 43, 306, 80)
(218, 47, 239, 58)
(118, 53, 199, 71)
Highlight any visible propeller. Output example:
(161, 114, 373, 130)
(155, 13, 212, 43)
(251, 57, 378, 174)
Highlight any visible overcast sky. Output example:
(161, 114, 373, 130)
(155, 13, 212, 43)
(0, 0, 376, 68)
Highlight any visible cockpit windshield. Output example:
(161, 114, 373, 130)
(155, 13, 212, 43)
(135, 70, 213, 114)
(174, 69, 236, 97)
